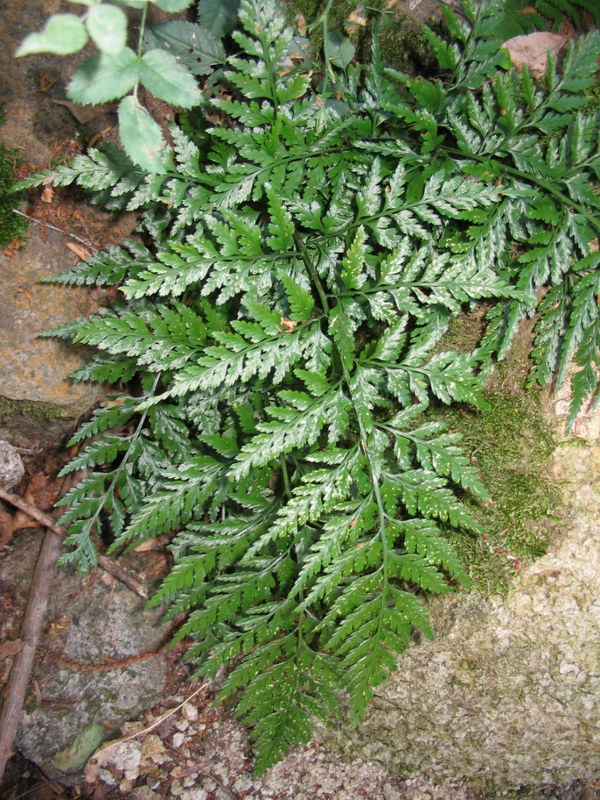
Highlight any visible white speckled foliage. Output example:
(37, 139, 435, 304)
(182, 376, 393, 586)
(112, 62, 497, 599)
(21, 0, 600, 773)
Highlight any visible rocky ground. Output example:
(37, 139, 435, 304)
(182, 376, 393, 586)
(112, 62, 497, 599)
(1, 1, 599, 799)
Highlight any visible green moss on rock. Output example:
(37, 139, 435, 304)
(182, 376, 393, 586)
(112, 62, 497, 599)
(0, 108, 28, 249)
(432, 313, 564, 595)
(282, 0, 438, 73)
(0, 395, 68, 424)
(377, 13, 438, 75)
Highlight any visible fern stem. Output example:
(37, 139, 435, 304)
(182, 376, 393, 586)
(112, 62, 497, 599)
(337, 355, 390, 586)
(136, 2, 148, 60)
(256, 23, 279, 119)
(131, 1, 149, 101)
(293, 232, 330, 313)
(96, 374, 160, 555)
(322, 0, 336, 85)
(444, 146, 600, 231)
(280, 457, 292, 499)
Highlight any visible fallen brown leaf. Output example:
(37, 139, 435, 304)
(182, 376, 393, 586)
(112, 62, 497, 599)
(66, 241, 93, 261)
(2, 235, 24, 258)
(133, 534, 171, 552)
(502, 31, 569, 78)
(14, 287, 33, 308)
(0, 505, 14, 547)
(12, 474, 63, 531)
(38, 72, 56, 92)
(295, 12, 307, 37)
(0, 640, 22, 661)
(41, 185, 54, 204)
(348, 5, 368, 28)
(50, 99, 118, 124)
(278, 317, 297, 332)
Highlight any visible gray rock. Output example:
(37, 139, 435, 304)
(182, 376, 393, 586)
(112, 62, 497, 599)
(0, 533, 169, 779)
(0, 225, 104, 430)
(0, 439, 24, 488)
(15, 570, 169, 777)
(389, 0, 440, 24)
(0, 0, 108, 445)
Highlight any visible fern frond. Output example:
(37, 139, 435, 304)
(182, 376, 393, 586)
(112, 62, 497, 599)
(112, 456, 223, 549)
(39, 0, 600, 772)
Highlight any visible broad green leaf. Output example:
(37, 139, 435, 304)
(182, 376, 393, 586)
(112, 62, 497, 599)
(111, 0, 148, 6)
(118, 95, 167, 174)
(86, 4, 128, 55)
(198, 0, 240, 39)
(153, 0, 195, 10)
(68, 48, 140, 104)
(325, 30, 355, 69)
(51, 720, 105, 772)
(140, 49, 202, 108)
(144, 21, 226, 76)
(17, 14, 88, 56)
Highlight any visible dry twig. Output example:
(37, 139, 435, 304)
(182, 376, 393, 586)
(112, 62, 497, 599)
(0, 528, 63, 780)
(11, 208, 98, 252)
(0, 487, 147, 599)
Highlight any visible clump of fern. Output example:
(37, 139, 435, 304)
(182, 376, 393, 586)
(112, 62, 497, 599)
(23, 0, 600, 772)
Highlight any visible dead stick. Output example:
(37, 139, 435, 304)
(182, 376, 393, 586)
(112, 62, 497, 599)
(0, 487, 147, 600)
(11, 208, 98, 252)
(0, 528, 64, 781)
(93, 682, 208, 752)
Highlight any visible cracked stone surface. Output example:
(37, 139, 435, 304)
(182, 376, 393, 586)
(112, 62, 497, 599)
(0, 532, 169, 781)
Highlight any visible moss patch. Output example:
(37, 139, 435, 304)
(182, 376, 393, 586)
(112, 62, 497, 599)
(0, 108, 28, 249)
(377, 12, 438, 76)
(282, 1, 438, 73)
(432, 313, 564, 595)
(0, 394, 68, 425)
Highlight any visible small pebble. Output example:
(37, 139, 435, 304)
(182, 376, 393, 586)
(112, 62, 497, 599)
(0, 440, 24, 489)
(172, 732, 186, 748)
(176, 719, 190, 732)
(182, 701, 199, 722)
(99, 769, 116, 787)
(181, 789, 208, 800)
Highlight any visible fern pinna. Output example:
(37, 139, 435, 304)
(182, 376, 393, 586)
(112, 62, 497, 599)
(34, 0, 600, 772)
